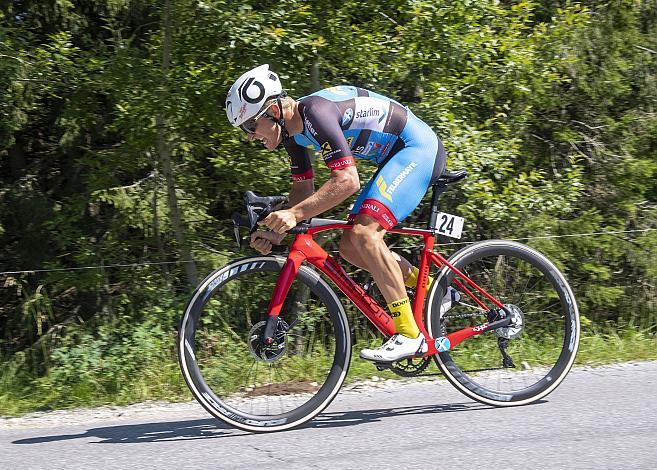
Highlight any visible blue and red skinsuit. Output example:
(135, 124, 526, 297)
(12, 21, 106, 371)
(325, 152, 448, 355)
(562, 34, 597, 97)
(284, 86, 446, 229)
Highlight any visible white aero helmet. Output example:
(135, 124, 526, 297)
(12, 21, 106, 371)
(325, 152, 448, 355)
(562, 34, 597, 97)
(226, 64, 283, 128)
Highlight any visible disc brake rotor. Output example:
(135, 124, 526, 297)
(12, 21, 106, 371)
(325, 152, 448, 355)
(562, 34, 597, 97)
(495, 304, 525, 339)
(248, 319, 289, 363)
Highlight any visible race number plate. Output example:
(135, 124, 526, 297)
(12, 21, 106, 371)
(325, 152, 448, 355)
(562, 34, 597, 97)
(435, 212, 465, 239)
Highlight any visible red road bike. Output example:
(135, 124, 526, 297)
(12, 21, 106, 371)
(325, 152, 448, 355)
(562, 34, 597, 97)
(178, 170, 580, 432)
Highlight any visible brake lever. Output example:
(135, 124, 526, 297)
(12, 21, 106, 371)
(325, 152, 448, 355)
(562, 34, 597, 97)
(233, 193, 290, 251)
(232, 212, 247, 249)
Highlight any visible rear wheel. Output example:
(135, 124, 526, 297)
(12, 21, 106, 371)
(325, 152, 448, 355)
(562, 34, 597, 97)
(426, 240, 579, 406)
(178, 256, 351, 432)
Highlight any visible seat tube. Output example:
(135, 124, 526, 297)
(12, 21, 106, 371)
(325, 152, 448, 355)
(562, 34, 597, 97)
(413, 233, 435, 337)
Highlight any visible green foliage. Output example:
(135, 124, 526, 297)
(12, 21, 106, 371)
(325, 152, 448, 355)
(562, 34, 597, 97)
(0, 298, 189, 415)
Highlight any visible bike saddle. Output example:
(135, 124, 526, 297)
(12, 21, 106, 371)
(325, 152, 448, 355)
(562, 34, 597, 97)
(431, 169, 468, 186)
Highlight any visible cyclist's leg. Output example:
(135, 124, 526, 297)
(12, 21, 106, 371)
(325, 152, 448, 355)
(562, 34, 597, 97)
(346, 214, 407, 305)
(344, 156, 430, 341)
(340, 186, 418, 285)
(339, 180, 418, 283)
(338, 178, 373, 269)
(340, 237, 416, 286)
(345, 214, 428, 361)
(343, 114, 445, 287)
(347, 124, 442, 360)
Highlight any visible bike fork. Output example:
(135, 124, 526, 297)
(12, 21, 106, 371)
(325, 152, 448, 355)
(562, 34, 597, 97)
(263, 251, 305, 344)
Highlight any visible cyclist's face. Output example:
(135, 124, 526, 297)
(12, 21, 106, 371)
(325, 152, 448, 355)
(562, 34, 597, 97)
(247, 109, 281, 151)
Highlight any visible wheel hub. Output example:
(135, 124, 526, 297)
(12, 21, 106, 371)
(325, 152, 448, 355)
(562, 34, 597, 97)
(495, 304, 525, 339)
(248, 319, 289, 363)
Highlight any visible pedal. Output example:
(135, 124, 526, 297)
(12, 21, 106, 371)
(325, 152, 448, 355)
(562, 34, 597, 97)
(374, 361, 392, 371)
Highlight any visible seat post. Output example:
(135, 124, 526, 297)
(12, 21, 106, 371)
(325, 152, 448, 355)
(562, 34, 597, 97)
(428, 184, 448, 231)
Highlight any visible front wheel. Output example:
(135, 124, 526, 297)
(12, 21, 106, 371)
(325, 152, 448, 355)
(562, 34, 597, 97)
(178, 256, 351, 432)
(426, 240, 580, 406)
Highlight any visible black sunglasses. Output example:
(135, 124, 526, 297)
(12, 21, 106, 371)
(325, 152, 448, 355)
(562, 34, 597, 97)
(240, 104, 274, 134)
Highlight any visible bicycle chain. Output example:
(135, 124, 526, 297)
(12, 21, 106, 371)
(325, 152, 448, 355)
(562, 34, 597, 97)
(443, 312, 484, 320)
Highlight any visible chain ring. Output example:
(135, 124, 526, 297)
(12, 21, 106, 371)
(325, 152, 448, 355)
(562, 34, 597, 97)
(390, 356, 432, 377)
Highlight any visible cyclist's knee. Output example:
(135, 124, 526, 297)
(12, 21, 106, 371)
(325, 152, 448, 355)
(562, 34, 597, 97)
(349, 221, 383, 250)
(339, 235, 358, 262)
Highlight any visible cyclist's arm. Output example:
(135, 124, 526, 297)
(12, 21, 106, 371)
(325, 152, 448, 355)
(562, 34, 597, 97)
(289, 179, 314, 206)
(287, 96, 359, 221)
(285, 140, 315, 207)
(289, 166, 359, 222)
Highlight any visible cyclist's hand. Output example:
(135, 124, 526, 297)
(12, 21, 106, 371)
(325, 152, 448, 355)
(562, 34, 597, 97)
(259, 209, 298, 234)
(250, 231, 285, 255)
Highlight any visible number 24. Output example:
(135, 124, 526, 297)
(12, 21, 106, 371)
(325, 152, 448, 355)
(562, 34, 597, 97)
(439, 214, 455, 234)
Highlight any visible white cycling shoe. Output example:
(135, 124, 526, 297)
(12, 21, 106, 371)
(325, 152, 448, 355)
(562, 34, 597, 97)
(360, 333, 428, 362)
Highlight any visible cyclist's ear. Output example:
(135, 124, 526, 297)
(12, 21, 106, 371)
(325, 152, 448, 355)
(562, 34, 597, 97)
(268, 102, 282, 119)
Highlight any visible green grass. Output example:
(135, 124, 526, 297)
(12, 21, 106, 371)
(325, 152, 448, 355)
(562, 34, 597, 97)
(576, 326, 657, 364)
(1, 325, 655, 417)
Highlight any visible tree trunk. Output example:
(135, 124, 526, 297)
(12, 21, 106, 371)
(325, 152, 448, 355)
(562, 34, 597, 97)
(310, 59, 320, 92)
(156, 0, 197, 287)
(151, 165, 171, 287)
(8, 135, 26, 178)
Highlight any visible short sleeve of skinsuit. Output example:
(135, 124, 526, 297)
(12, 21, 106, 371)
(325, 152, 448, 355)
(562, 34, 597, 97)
(284, 95, 355, 181)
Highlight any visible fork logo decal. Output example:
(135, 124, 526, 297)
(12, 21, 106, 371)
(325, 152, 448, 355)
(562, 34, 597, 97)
(435, 336, 451, 352)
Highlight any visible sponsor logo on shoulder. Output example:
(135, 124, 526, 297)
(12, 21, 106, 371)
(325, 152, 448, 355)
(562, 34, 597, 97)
(355, 107, 380, 119)
(321, 142, 343, 160)
(304, 112, 318, 137)
(341, 108, 354, 126)
(321, 142, 333, 157)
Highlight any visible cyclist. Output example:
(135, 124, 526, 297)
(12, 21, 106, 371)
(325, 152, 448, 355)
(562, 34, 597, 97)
(226, 64, 457, 362)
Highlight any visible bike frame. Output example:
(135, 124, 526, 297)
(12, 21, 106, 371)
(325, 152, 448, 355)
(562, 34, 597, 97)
(266, 221, 512, 356)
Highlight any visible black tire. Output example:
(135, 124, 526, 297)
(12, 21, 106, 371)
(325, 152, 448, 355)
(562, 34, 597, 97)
(426, 240, 579, 406)
(178, 256, 351, 432)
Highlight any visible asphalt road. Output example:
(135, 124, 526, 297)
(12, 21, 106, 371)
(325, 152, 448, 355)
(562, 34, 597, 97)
(2, 361, 656, 470)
